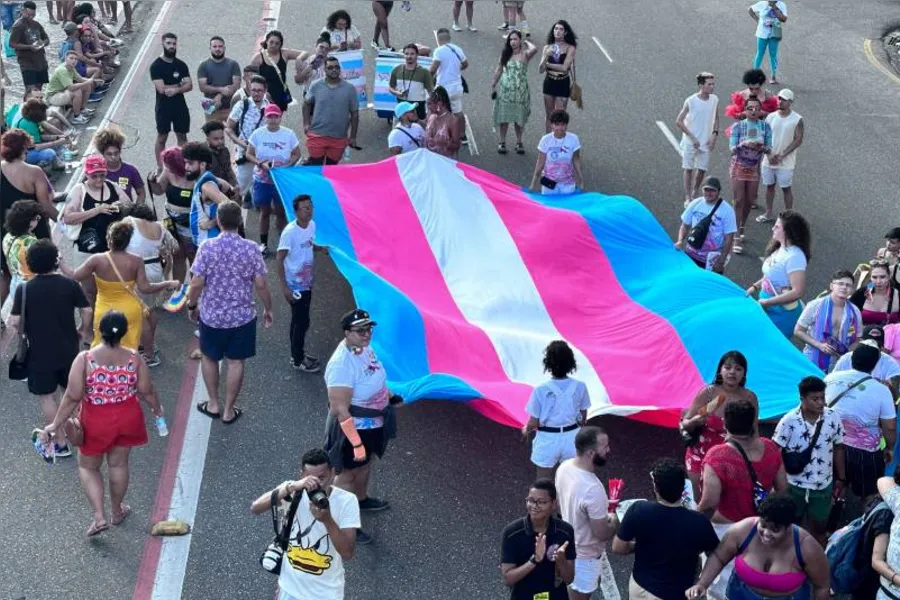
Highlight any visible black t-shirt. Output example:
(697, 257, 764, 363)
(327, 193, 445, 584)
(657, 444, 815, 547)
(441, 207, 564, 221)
(501, 516, 576, 600)
(617, 501, 720, 600)
(149, 57, 190, 108)
(854, 499, 893, 599)
(11, 274, 89, 369)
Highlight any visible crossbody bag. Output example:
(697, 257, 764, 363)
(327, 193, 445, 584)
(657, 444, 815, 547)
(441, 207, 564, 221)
(686, 197, 724, 250)
(446, 45, 469, 93)
(105, 252, 151, 319)
(728, 440, 768, 512)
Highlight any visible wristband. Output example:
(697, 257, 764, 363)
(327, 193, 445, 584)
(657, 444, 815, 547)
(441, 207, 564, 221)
(340, 417, 364, 448)
(187, 303, 198, 310)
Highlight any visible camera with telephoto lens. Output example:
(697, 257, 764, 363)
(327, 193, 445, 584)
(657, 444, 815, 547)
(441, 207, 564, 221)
(308, 487, 329, 510)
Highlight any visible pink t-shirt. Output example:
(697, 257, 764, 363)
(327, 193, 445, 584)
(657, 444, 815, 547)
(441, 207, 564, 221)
(555, 459, 608, 558)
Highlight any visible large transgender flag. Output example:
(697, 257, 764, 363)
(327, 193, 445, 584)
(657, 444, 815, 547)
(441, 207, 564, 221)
(272, 150, 820, 428)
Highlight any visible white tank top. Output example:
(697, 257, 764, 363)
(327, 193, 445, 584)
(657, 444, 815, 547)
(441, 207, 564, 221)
(762, 110, 802, 170)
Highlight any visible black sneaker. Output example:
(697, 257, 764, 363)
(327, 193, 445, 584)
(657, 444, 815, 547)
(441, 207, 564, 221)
(359, 497, 390, 512)
(356, 528, 373, 545)
(297, 357, 321, 373)
(461, 134, 469, 146)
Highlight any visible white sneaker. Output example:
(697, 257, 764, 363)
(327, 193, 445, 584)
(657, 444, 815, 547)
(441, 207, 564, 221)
(109, 38, 125, 47)
(370, 40, 380, 51)
(452, 23, 462, 32)
(72, 114, 90, 124)
(467, 24, 478, 32)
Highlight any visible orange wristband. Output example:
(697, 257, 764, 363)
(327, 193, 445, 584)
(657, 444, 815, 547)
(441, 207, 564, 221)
(340, 417, 363, 448)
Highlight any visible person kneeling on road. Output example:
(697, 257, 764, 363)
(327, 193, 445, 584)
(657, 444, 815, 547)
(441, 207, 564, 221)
(324, 309, 402, 546)
(251, 448, 360, 600)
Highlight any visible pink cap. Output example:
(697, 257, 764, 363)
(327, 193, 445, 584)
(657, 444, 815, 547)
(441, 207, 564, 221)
(263, 104, 282, 117)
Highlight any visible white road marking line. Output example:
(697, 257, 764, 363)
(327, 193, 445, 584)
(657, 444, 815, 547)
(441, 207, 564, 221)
(65, 0, 175, 192)
(150, 373, 213, 600)
(591, 36, 614, 64)
(655, 121, 682, 156)
(465, 114, 479, 156)
(433, 29, 439, 46)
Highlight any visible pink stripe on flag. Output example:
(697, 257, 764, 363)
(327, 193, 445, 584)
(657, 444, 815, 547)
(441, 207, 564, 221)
(323, 163, 531, 426)
(457, 165, 705, 425)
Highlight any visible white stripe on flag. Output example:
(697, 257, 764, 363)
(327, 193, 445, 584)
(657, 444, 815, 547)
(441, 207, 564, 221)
(395, 152, 615, 412)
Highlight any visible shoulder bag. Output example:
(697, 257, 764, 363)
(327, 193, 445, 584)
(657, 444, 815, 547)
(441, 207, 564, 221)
(105, 252, 151, 319)
(61, 183, 86, 242)
(781, 418, 825, 476)
(686, 197, 724, 250)
(8, 280, 29, 380)
(828, 376, 873, 408)
(446, 45, 469, 93)
(259, 489, 303, 575)
(728, 440, 768, 513)
(395, 126, 422, 148)
(569, 64, 583, 110)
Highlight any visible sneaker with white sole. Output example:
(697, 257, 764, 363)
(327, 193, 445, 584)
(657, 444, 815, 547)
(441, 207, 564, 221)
(467, 25, 478, 32)
(53, 443, 72, 458)
(292, 357, 322, 373)
(497, 22, 509, 30)
(370, 41, 381, 51)
(72, 114, 90, 124)
(452, 23, 462, 32)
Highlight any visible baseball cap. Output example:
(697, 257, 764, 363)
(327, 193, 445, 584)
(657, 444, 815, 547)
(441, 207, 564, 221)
(701, 176, 722, 191)
(341, 309, 377, 330)
(263, 104, 282, 117)
(777, 89, 794, 101)
(862, 325, 886, 347)
(84, 155, 107, 174)
(62, 21, 78, 34)
(394, 101, 418, 119)
(885, 227, 900, 241)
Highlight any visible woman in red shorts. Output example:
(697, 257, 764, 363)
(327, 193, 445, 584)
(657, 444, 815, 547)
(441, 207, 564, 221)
(42, 310, 164, 537)
(680, 350, 759, 500)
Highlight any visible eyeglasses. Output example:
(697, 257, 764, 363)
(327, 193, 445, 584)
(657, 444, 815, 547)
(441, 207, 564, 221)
(525, 497, 552, 507)
(350, 326, 373, 335)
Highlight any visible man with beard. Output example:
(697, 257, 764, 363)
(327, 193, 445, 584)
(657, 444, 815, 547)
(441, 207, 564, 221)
(150, 32, 193, 172)
(387, 102, 425, 155)
(197, 36, 241, 123)
(388, 43, 433, 121)
(183, 141, 232, 247)
(555, 426, 618, 600)
(201, 120, 237, 189)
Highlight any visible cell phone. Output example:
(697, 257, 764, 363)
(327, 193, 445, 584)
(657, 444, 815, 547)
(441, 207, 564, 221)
(539, 176, 557, 190)
(491, 91, 497, 100)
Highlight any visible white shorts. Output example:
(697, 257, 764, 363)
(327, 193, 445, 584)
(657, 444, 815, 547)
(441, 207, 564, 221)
(681, 142, 710, 171)
(236, 160, 254, 195)
(444, 82, 464, 113)
(761, 165, 793, 188)
(530, 428, 578, 468)
(572, 556, 601, 594)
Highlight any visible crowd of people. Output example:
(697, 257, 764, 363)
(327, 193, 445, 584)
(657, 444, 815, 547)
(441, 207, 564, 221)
(2, 1, 900, 599)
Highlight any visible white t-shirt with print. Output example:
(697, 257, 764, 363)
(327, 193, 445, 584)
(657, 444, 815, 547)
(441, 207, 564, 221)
(773, 407, 844, 490)
(680, 196, 738, 265)
(277, 220, 316, 292)
(433, 43, 466, 88)
(762, 245, 807, 294)
(322, 25, 362, 48)
(679, 93, 719, 150)
(538, 132, 581, 186)
(277, 486, 361, 600)
(525, 377, 591, 428)
(824, 368, 895, 452)
(750, 1, 787, 39)
(324, 343, 390, 429)
(248, 126, 300, 184)
(227, 96, 269, 158)
(833, 351, 900, 382)
(387, 123, 425, 154)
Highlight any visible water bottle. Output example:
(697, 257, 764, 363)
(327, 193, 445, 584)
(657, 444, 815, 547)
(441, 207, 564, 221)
(155, 416, 169, 437)
(343, 146, 352, 162)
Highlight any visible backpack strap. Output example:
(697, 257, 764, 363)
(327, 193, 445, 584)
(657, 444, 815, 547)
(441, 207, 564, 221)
(792, 525, 806, 570)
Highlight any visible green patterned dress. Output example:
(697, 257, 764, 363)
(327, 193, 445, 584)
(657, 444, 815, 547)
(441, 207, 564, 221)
(492, 59, 531, 126)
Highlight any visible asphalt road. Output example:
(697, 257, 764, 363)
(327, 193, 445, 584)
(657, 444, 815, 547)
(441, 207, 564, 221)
(1, 0, 899, 598)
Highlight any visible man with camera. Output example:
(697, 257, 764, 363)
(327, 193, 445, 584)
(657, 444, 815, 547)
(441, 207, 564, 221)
(251, 448, 360, 600)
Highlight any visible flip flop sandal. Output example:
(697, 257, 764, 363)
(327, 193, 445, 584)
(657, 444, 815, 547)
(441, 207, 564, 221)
(755, 214, 775, 223)
(111, 504, 131, 526)
(515, 143, 525, 155)
(222, 408, 244, 425)
(196, 402, 221, 419)
(750, 202, 760, 209)
(497, 143, 507, 155)
(86, 520, 109, 537)
(733, 242, 744, 254)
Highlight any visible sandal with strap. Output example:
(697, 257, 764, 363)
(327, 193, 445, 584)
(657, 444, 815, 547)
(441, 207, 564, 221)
(497, 142, 507, 155)
(86, 520, 109, 537)
(515, 142, 525, 155)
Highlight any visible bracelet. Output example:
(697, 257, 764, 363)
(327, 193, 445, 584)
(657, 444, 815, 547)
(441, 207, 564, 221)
(352, 443, 363, 448)
(187, 303, 198, 310)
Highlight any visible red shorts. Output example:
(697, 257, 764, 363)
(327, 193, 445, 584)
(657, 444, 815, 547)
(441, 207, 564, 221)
(306, 133, 348, 164)
(79, 398, 148, 456)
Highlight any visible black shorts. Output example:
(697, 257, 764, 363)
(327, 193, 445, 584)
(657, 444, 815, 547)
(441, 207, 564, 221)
(199, 317, 257, 361)
(28, 361, 73, 395)
(341, 426, 385, 470)
(155, 101, 191, 134)
(378, 1, 394, 15)
(845, 445, 885, 499)
(542, 74, 571, 98)
(22, 69, 49, 87)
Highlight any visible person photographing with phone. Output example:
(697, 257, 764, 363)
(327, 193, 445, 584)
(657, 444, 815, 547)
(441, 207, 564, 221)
(251, 448, 360, 600)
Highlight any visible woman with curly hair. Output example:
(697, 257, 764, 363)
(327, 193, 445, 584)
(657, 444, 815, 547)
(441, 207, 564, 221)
(539, 20, 577, 133)
(323, 10, 362, 51)
(92, 125, 145, 204)
(724, 68, 779, 124)
(491, 29, 537, 154)
(424, 86, 461, 157)
(249, 31, 304, 112)
(1, 199, 41, 320)
(746, 210, 810, 336)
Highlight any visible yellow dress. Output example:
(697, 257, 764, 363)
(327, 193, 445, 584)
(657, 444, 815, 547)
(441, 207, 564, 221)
(91, 274, 144, 350)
